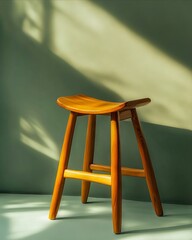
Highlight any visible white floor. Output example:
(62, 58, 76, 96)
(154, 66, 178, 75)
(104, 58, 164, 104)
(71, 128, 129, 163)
(0, 194, 192, 240)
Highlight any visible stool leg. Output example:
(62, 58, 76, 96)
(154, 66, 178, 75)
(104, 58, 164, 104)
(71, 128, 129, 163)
(81, 115, 96, 203)
(111, 112, 122, 234)
(131, 109, 163, 216)
(49, 112, 77, 219)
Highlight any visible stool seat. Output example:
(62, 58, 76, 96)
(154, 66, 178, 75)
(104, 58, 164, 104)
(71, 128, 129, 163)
(57, 94, 151, 114)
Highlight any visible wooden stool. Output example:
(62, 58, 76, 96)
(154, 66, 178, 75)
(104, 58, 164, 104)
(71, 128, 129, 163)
(49, 94, 163, 234)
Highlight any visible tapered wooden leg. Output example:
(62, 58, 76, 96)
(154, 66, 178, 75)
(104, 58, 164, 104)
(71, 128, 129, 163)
(111, 112, 122, 234)
(49, 112, 77, 219)
(131, 109, 163, 216)
(81, 115, 96, 203)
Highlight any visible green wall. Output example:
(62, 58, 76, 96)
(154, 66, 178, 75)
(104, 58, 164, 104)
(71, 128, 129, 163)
(0, 0, 192, 205)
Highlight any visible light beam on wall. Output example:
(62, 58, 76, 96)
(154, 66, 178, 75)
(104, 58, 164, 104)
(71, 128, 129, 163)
(11, 0, 192, 130)
(20, 117, 59, 160)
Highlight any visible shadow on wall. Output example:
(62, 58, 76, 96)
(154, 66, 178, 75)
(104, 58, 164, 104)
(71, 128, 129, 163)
(95, 0, 192, 69)
(0, 0, 191, 204)
(5, 0, 192, 130)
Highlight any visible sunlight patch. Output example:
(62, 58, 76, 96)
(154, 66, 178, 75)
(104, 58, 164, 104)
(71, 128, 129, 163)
(10, 0, 192, 130)
(3, 211, 52, 240)
(20, 117, 59, 160)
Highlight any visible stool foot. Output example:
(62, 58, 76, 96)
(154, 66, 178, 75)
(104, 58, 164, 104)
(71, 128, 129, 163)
(131, 109, 163, 216)
(49, 179, 65, 220)
(111, 112, 122, 234)
(49, 112, 77, 219)
(81, 115, 96, 204)
(81, 181, 91, 204)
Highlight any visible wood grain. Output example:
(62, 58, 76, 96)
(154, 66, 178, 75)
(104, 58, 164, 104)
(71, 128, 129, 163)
(81, 115, 96, 203)
(90, 164, 145, 177)
(111, 112, 122, 234)
(57, 94, 150, 114)
(49, 112, 77, 220)
(64, 169, 111, 186)
(131, 108, 163, 217)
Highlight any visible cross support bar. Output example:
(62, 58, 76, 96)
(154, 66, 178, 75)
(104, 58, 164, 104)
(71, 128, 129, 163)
(90, 164, 145, 178)
(64, 169, 111, 186)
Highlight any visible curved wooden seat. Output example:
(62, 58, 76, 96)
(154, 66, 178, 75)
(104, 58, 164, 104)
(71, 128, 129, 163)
(57, 94, 151, 114)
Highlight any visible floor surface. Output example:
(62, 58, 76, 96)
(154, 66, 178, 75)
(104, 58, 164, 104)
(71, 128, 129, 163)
(0, 194, 192, 240)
